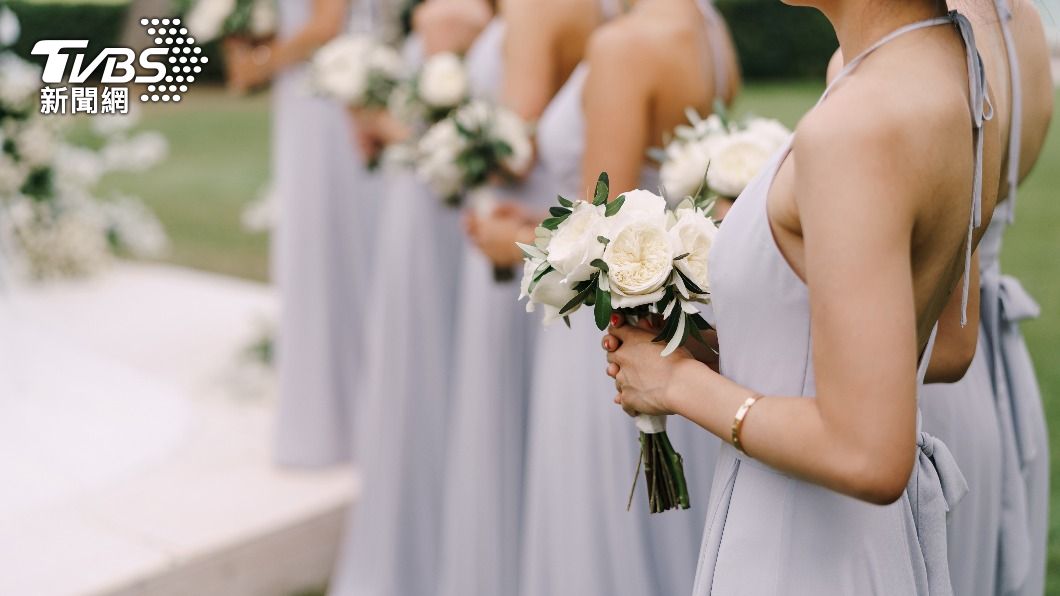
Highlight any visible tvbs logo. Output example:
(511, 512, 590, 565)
(32, 17, 205, 105)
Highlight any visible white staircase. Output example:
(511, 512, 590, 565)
(0, 264, 357, 596)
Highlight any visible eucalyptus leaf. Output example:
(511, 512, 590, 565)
(604, 194, 625, 217)
(594, 287, 612, 330)
(593, 172, 609, 206)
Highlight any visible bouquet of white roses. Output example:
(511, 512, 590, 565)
(519, 172, 718, 513)
(656, 105, 790, 205)
(183, 0, 277, 43)
(389, 52, 469, 127)
(310, 34, 405, 109)
(415, 99, 531, 206)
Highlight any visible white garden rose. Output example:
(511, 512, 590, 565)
(705, 131, 773, 198)
(248, 0, 278, 38)
(185, 0, 236, 42)
(605, 188, 669, 232)
(744, 117, 791, 151)
(17, 120, 58, 168)
(0, 151, 27, 195)
(0, 53, 42, 111)
(546, 201, 607, 284)
(604, 219, 675, 308)
(493, 108, 532, 174)
(311, 35, 372, 103)
(418, 52, 467, 109)
(0, 5, 21, 47)
(668, 208, 718, 295)
(520, 258, 579, 325)
(660, 140, 713, 202)
(416, 119, 466, 198)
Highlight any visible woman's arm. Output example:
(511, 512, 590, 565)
(580, 24, 654, 198)
(607, 96, 949, 505)
(228, 0, 347, 90)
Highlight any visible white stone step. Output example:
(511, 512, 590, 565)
(0, 264, 357, 596)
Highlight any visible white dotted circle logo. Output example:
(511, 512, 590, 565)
(138, 17, 203, 103)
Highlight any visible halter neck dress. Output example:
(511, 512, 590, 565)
(435, 17, 555, 596)
(694, 13, 988, 595)
(271, 0, 379, 467)
(520, 3, 733, 595)
(922, 2, 1048, 593)
(328, 30, 465, 596)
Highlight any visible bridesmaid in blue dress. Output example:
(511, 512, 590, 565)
(605, 5, 1006, 594)
(437, 1, 608, 594)
(227, 0, 377, 467)
(481, 1, 739, 594)
(327, 3, 491, 594)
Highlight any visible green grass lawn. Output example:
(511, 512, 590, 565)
(102, 81, 1059, 592)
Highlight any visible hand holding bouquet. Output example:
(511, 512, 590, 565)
(519, 173, 718, 513)
(389, 52, 469, 127)
(657, 105, 790, 205)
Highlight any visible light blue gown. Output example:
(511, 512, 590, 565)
(519, 3, 731, 594)
(923, 2, 1049, 593)
(435, 18, 551, 596)
(694, 14, 985, 595)
(271, 0, 378, 467)
(327, 34, 465, 596)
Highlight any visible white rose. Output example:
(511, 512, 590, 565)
(493, 108, 532, 174)
(0, 53, 42, 111)
(668, 208, 717, 296)
(0, 151, 27, 195)
(604, 219, 674, 308)
(604, 188, 669, 233)
(248, 0, 277, 37)
(520, 258, 579, 325)
(418, 52, 467, 109)
(185, 0, 237, 42)
(546, 201, 607, 284)
(312, 35, 372, 103)
(744, 118, 791, 151)
(416, 119, 466, 197)
(0, 5, 21, 46)
(705, 131, 773, 198)
(366, 44, 404, 79)
(17, 120, 58, 168)
(660, 140, 712, 202)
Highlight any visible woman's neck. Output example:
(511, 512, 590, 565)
(822, 0, 943, 62)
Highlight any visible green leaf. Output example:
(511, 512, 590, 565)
(563, 315, 571, 328)
(604, 194, 625, 217)
(675, 267, 707, 295)
(549, 206, 572, 217)
(594, 287, 613, 330)
(558, 196, 574, 208)
(560, 275, 598, 315)
(541, 215, 567, 231)
(593, 172, 609, 206)
(597, 235, 610, 246)
(673, 252, 690, 261)
(652, 309, 682, 344)
(590, 259, 609, 273)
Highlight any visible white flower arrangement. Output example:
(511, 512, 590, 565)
(415, 99, 531, 206)
(183, 0, 277, 43)
(310, 34, 405, 109)
(390, 52, 470, 127)
(0, 34, 169, 280)
(657, 106, 790, 204)
(519, 173, 720, 513)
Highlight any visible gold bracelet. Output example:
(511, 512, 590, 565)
(731, 393, 763, 455)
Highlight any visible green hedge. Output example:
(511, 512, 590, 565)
(716, 0, 838, 80)
(3, 0, 131, 68)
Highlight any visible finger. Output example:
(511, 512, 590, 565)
(606, 362, 619, 378)
(605, 350, 617, 365)
(610, 313, 624, 328)
(622, 403, 638, 418)
(601, 334, 621, 352)
(636, 317, 655, 332)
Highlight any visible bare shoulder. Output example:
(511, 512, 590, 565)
(794, 62, 969, 209)
(503, 0, 590, 33)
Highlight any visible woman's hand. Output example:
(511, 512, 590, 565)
(224, 39, 274, 93)
(348, 108, 412, 163)
(465, 202, 535, 267)
(603, 317, 695, 417)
